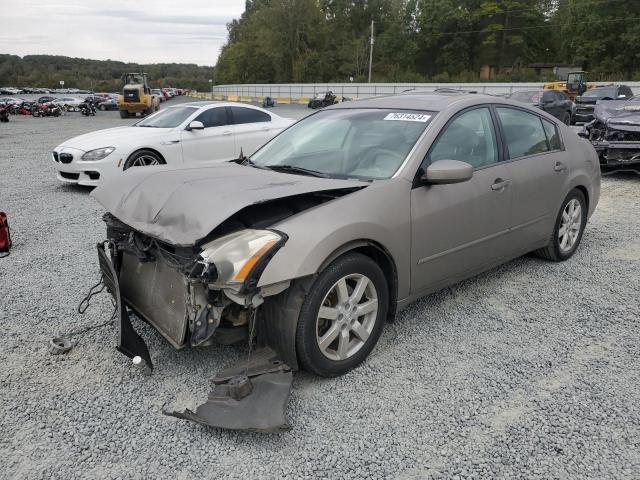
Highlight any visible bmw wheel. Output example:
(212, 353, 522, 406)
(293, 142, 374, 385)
(295, 252, 388, 377)
(123, 149, 165, 170)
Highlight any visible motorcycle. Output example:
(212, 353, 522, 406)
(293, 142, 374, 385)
(262, 96, 275, 108)
(17, 102, 35, 115)
(308, 91, 338, 109)
(79, 102, 96, 116)
(32, 103, 62, 117)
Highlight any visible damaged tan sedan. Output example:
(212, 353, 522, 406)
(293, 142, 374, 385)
(92, 93, 600, 431)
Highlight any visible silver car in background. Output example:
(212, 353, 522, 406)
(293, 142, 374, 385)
(91, 93, 600, 430)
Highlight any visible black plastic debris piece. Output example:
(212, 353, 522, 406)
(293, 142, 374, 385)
(97, 243, 153, 370)
(165, 347, 293, 432)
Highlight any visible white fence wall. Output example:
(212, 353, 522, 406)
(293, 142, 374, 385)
(208, 82, 640, 100)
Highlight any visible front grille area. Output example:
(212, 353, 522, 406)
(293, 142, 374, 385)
(60, 172, 79, 180)
(124, 89, 140, 103)
(604, 129, 640, 142)
(59, 153, 73, 164)
(604, 149, 640, 163)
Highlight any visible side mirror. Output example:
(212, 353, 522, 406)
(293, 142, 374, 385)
(186, 120, 204, 131)
(422, 159, 473, 185)
(577, 131, 589, 139)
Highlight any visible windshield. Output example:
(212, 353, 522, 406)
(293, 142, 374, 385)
(583, 87, 617, 99)
(510, 91, 543, 104)
(135, 106, 198, 128)
(251, 108, 434, 179)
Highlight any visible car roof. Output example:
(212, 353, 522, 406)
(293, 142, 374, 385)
(167, 101, 268, 109)
(327, 93, 493, 112)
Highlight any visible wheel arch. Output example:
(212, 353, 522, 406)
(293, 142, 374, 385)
(318, 239, 399, 319)
(573, 184, 589, 212)
(125, 147, 166, 165)
(259, 239, 398, 372)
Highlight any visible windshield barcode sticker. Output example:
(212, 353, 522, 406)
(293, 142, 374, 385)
(384, 113, 431, 122)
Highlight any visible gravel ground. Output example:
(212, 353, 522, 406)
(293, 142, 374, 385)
(0, 101, 639, 480)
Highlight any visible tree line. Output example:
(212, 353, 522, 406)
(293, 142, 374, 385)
(0, 54, 214, 91)
(215, 0, 640, 84)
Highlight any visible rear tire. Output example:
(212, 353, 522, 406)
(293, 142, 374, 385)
(535, 189, 587, 262)
(295, 252, 389, 377)
(563, 111, 571, 125)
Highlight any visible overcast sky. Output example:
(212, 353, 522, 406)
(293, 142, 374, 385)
(2, 0, 246, 66)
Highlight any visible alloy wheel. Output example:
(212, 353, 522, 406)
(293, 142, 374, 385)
(130, 154, 161, 167)
(559, 198, 582, 252)
(315, 273, 379, 361)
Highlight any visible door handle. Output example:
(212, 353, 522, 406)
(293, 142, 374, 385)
(491, 179, 510, 191)
(222, 130, 233, 136)
(554, 161, 567, 172)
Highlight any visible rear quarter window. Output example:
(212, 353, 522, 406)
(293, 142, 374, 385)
(541, 119, 562, 151)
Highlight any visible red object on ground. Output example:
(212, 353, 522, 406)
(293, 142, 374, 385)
(0, 212, 12, 254)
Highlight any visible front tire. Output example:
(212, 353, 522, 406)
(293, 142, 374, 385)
(123, 149, 164, 170)
(119, 110, 129, 119)
(295, 253, 389, 377)
(563, 111, 572, 125)
(535, 189, 587, 261)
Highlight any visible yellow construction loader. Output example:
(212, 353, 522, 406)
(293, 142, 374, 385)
(543, 71, 598, 100)
(117, 73, 159, 118)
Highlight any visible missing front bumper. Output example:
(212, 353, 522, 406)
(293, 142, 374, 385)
(594, 141, 640, 174)
(97, 243, 153, 370)
(97, 243, 294, 432)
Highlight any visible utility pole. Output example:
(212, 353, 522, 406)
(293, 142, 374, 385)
(368, 19, 374, 83)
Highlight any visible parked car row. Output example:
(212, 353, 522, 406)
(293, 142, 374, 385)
(1, 86, 191, 96)
(508, 84, 635, 125)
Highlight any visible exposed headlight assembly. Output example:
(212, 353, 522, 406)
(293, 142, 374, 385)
(199, 229, 287, 291)
(81, 146, 115, 161)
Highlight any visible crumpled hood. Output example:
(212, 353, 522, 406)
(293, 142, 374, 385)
(593, 100, 640, 131)
(59, 126, 173, 152)
(91, 163, 366, 246)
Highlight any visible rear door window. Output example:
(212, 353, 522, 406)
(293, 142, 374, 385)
(229, 107, 271, 124)
(496, 107, 550, 159)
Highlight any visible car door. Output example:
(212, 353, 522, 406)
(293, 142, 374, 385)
(228, 106, 274, 156)
(410, 106, 513, 295)
(180, 106, 235, 164)
(495, 106, 569, 250)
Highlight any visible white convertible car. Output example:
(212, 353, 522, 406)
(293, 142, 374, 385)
(52, 102, 295, 186)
